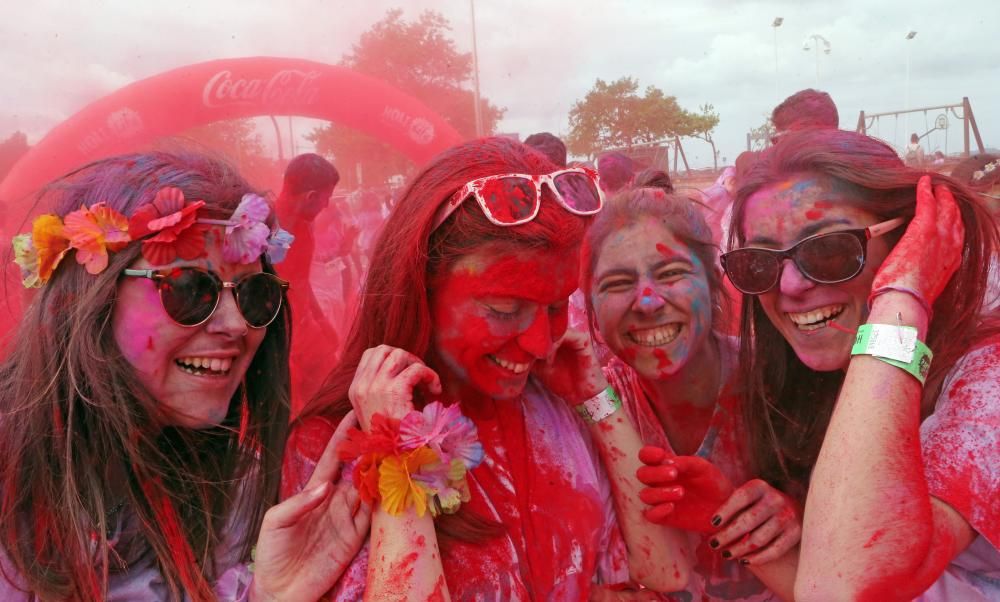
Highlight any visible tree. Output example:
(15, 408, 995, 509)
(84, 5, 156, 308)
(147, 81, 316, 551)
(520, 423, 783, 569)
(178, 119, 281, 190)
(0, 131, 30, 184)
(684, 104, 722, 170)
(309, 10, 505, 188)
(566, 77, 718, 161)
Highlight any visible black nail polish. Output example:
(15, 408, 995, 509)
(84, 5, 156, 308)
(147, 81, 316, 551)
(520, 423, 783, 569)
(709, 539, 719, 549)
(739, 558, 750, 566)
(722, 550, 732, 559)
(711, 515, 722, 527)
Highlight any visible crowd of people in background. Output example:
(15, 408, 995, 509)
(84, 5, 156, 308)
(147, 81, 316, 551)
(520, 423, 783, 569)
(0, 86, 996, 601)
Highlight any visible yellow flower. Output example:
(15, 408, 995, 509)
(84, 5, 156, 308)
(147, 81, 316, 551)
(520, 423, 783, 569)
(378, 447, 438, 517)
(31, 214, 70, 284)
(63, 203, 131, 275)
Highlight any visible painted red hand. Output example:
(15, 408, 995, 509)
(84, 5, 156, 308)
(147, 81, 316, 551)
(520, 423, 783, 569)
(871, 175, 965, 307)
(532, 329, 609, 405)
(347, 345, 442, 431)
(710, 479, 801, 566)
(636, 447, 734, 534)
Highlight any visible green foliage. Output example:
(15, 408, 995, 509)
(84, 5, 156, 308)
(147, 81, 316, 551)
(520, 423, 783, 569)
(566, 77, 719, 160)
(309, 9, 505, 187)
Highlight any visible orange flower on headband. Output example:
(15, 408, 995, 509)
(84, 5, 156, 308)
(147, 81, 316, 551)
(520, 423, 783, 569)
(62, 203, 131, 275)
(128, 187, 208, 266)
(11, 214, 72, 287)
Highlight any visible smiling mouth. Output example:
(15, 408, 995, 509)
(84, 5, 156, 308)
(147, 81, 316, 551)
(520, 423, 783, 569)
(488, 354, 531, 375)
(626, 323, 682, 347)
(175, 357, 234, 377)
(787, 304, 845, 332)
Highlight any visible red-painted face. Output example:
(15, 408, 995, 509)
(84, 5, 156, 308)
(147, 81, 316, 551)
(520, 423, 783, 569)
(112, 231, 267, 428)
(590, 217, 714, 379)
(742, 172, 892, 371)
(428, 246, 579, 400)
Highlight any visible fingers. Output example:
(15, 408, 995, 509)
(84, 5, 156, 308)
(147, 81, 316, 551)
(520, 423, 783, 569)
(740, 528, 801, 566)
(306, 412, 359, 489)
(638, 485, 684, 506)
(711, 479, 767, 527)
(914, 175, 937, 226)
(638, 445, 669, 466)
(261, 482, 331, 530)
(395, 362, 443, 396)
(719, 515, 781, 559)
(713, 487, 794, 550)
(636, 464, 678, 487)
(642, 502, 676, 524)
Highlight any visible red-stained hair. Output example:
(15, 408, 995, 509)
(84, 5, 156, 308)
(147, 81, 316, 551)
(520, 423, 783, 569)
(728, 129, 1000, 496)
(300, 137, 591, 541)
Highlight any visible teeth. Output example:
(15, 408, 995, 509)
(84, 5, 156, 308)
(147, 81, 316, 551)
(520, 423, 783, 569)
(489, 355, 530, 374)
(787, 304, 845, 330)
(176, 357, 233, 375)
(627, 324, 681, 347)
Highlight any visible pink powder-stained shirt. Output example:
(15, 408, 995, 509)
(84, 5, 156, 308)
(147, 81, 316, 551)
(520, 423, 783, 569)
(915, 334, 1000, 601)
(282, 378, 630, 601)
(604, 336, 779, 602)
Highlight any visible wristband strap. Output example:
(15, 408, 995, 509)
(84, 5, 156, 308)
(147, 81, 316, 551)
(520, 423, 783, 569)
(851, 323, 933, 384)
(575, 386, 622, 424)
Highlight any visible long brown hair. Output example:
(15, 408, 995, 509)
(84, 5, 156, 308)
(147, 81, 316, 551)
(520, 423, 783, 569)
(728, 129, 1000, 497)
(0, 152, 291, 600)
(301, 137, 591, 542)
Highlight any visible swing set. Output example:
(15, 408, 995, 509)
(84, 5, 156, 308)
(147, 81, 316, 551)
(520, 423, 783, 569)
(856, 97, 984, 158)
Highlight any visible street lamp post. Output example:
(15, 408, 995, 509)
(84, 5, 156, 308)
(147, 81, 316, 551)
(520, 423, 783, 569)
(772, 17, 783, 95)
(905, 31, 917, 136)
(470, 0, 483, 137)
(802, 34, 831, 87)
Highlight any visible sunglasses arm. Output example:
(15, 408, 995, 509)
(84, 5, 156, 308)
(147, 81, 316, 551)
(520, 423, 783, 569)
(866, 217, 907, 239)
(122, 268, 161, 281)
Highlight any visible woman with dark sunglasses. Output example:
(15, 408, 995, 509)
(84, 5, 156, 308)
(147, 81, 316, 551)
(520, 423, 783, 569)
(284, 137, 691, 599)
(0, 151, 368, 600)
(582, 187, 801, 601)
(644, 129, 999, 600)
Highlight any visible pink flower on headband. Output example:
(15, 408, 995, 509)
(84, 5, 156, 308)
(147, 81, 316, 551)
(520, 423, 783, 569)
(222, 194, 271, 264)
(62, 203, 131, 274)
(128, 187, 208, 266)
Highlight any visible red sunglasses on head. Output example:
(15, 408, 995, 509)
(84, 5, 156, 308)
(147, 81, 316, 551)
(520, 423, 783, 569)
(431, 167, 605, 231)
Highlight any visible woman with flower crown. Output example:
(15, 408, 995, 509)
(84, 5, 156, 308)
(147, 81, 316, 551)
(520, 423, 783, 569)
(0, 151, 368, 601)
(284, 137, 691, 599)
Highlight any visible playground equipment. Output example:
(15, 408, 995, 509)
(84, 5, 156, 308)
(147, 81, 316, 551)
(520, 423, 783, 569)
(856, 97, 984, 157)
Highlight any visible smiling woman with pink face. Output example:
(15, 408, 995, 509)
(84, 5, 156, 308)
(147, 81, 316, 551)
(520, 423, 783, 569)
(0, 152, 369, 601)
(719, 129, 1000, 600)
(286, 137, 691, 599)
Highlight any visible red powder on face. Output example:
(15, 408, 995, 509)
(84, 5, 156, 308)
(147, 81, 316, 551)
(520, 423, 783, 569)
(146, 336, 154, 351)
(814, 201, 833, 209)
(805, 209, 824, 220)
(862, 528, 886, 549)
(655, 242, 675, 257)
(653, 349, 671, 370)
(642, 287, 654, 297)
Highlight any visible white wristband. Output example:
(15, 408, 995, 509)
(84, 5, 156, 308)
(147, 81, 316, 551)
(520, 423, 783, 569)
(574, 387, 622, 424)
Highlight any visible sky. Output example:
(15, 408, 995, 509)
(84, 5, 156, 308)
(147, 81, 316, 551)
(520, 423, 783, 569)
(2, 0, 998, 170)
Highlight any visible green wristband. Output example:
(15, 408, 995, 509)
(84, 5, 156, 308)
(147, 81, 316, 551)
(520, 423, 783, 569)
(851, 323, 933, 385)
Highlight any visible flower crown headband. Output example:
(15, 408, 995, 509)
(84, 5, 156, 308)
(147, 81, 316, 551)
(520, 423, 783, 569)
(12, 187, 294, 289)
(972, 159, 999, 183)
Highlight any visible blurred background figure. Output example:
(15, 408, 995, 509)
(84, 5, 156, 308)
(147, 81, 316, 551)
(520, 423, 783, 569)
(596, 151, 635, 194)
(524, 131, 568, 168)
(770, 88, 840, 143)
(904, 132, 926, 167)
(633, 167, 674, 193)
(275, 153, 343, 409)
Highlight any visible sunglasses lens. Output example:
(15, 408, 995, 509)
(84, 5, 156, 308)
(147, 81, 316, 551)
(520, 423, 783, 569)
(159, 268, 219, 326)
(478, 177, 538, 224)
(796, 233, 864, 282)
(723, 250, 780, 294)
(236, 273, 284, 328)
(553, 172, 602, 213)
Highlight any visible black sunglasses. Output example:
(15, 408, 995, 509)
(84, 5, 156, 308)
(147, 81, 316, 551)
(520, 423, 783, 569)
(122, 267, 289, 328)
(720, 218, 905, 295)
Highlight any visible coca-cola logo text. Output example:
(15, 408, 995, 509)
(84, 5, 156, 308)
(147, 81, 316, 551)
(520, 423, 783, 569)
(202, 69, 321, 108)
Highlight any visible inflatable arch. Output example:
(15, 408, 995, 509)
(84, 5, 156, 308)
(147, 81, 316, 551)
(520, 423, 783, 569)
(0, 56, 465, 215)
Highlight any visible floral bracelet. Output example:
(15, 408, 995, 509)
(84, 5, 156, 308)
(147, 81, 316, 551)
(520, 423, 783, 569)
(336, 402, 484, 517)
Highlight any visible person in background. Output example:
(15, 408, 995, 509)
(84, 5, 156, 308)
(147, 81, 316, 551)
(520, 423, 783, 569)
(597, 151, 636, 195)
(275, 153, 343, 408)
(633, 168, 674, 194)
(770, 88, 839, 144)
(524, 131, 568, 168)
(904, 133, 926, 167)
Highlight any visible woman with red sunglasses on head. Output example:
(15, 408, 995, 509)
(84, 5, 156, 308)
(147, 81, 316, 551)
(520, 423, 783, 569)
(583, 187, 803, 601)
(640, 128, 999, 600)
(284, 136, 691, 600)
(0, 151, 368, 601)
